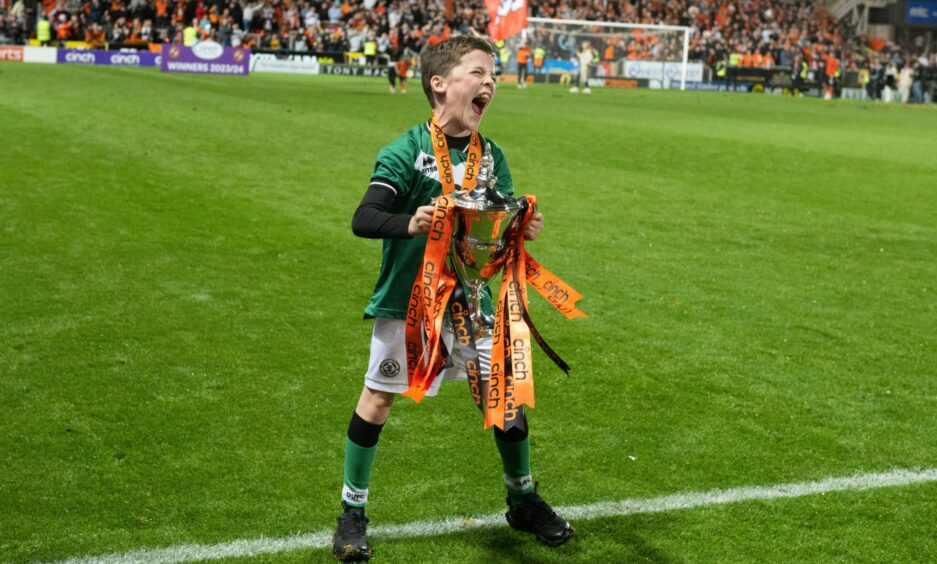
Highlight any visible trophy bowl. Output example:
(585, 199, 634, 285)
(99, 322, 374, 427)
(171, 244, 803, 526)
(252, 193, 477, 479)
(447, 143, 523, 339)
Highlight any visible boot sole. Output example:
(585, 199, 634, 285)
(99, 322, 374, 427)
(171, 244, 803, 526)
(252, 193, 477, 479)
(332, 543, 371, 562)
(505, 513, 575, 546)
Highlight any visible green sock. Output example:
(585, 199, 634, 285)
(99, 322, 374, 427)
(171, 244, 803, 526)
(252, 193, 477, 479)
(495, 435, 533, 508)
(342, 437, 377, 507)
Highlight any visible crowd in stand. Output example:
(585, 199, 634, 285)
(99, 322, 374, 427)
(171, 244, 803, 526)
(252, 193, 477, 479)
(0, 0, 932, 101)
(0, 0, 489, 56)
(528, 0, 932, 100)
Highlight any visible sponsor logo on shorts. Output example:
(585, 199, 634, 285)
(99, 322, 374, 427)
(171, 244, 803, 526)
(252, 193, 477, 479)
(379, 359, 400, 378)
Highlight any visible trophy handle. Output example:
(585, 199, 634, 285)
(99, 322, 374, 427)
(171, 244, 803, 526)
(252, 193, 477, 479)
(506, 195, 531, 235)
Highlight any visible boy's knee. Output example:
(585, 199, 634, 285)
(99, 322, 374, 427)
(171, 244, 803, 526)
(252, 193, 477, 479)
(365, 387, 395, 407)
(356, 386, 396, 422)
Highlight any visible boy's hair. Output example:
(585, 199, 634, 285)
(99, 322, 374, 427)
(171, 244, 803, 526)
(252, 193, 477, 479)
(421, 36, 496, 107)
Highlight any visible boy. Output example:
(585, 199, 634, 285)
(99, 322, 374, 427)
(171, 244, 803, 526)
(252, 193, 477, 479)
(333, 36, 573, 561)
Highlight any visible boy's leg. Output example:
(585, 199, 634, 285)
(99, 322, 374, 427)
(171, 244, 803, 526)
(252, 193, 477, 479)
(343, 387, 394, 507)
(495, 417, 575, 546)
(333, 387, 394, 562)
(334, 318, 409, 561)
(494, 419, 533, 507)
(446, 332, 574, 547)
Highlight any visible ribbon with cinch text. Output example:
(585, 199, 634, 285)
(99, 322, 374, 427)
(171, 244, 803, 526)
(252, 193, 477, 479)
(402, 191, 587, 430)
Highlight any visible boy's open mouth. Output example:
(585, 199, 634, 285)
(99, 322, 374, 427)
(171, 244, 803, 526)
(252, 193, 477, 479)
(471, 94, 490, 116)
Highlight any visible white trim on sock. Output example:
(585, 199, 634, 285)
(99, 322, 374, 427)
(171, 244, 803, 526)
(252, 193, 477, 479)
(342, 484, 368, 506)
(504, 474, 533, 492)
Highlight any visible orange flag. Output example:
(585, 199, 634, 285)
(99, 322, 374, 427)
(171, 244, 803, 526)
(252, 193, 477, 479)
(485, 0, 527, 41)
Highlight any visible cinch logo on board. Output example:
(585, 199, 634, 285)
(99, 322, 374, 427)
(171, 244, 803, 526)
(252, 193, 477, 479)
(65, 51, 96, 64)
(192, 41, 224, 61)
(110, 53, 141, 65)
(0, 46, 24, 62)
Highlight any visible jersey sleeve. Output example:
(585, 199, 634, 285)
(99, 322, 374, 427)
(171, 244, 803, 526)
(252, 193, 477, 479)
(370, 134, 417, 197)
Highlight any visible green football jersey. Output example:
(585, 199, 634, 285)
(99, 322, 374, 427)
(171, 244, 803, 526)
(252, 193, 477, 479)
(363, 121, 514, 319)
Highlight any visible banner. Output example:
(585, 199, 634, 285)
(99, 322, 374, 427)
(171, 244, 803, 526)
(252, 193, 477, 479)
(160, 43, 250, 76)
(319, 63, 388, 77)
(251, 53, 319, 74)
(486, 0, 527, 41)
(907, 0, 937, 25)
(0, 46, 23, 63)
(668, 81, 748, 92)
(624, 60, 704, 82)
(57, 48, 160, 67)
(23, 46, 57, 64)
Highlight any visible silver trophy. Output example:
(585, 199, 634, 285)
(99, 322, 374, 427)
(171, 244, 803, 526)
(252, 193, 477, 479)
(449, 143, 523, 339)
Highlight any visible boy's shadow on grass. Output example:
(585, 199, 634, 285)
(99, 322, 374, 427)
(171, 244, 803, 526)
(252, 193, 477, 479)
(446, 518, 681, 563)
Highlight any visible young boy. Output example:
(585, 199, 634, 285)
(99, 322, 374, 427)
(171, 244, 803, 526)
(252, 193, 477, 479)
(333, 36, 573, 561)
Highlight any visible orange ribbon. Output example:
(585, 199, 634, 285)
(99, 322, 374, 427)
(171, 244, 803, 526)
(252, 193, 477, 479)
(404, 191, 587, 429)
(402, 194, 457, 402)
(429, 111, 481, 195)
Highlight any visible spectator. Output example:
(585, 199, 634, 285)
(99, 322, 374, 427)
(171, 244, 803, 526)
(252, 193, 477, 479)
(85, 20, 106, 46)
(0, 0, 932, 105)
(912, 59, 925, 103)
(36, 13, 51, 45)
(883, 59, 897, 103)
(327, 0, 340, 24)
(571, 39, 593, 94)
(0, 14, 6, 43)
(898, 62, 913, 104)
(182, 16, 196, 45)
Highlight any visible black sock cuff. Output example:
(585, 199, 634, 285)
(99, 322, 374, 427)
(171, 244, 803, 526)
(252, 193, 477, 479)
(348, 411, 384, 448)
(493, 416, 529, 443)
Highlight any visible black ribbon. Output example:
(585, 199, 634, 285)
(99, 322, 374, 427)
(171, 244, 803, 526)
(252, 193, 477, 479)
(511, 197, 571, 376)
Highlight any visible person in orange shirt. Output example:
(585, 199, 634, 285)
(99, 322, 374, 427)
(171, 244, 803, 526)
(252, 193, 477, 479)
(425, 23, 449, 47)
(85, 21, 106, 48)
(516, 41, 531, 88)
(153, 0, 168, 30)
(173, 2, 185, 25)
(388, 51, 409, 94)
(762, 52, 775, 69)
(55, 13, 72, 41)
(823, 51, 840, 99)
(124, 17, 146, 45)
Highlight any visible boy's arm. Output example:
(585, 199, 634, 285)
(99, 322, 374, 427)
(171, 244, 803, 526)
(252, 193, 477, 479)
(351, 184, 412, 239)
(351, 183, 435, 239)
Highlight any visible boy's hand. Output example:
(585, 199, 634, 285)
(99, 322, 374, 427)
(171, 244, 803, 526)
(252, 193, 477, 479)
(408, 205, 435, 237)
(523, 211, 543, 241)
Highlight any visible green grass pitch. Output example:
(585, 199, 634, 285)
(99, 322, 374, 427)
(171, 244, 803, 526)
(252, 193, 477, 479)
(2, 64, 937, 563)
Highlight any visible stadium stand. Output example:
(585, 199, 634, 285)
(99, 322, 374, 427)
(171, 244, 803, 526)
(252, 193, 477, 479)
(0, 0, 934, 101)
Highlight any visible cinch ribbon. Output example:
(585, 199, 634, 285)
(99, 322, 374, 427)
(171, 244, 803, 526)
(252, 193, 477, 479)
(428, 111, 482, 196)
(402, 117, 586, 429)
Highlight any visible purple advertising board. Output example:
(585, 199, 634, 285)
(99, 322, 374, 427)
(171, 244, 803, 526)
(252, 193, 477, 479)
(57, 49, 160, 67)
(907, 0, 937, 25)
(160, 43, 250, 76)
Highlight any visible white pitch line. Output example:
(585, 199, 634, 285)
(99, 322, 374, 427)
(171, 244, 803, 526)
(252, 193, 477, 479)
(53, 467, 937, 564)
